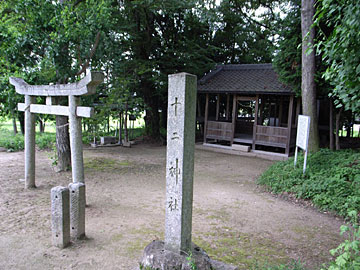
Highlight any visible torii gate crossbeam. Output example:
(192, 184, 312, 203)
(10, 71, 104, 188)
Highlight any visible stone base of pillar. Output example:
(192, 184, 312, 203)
(122, 141, 131, 148)
(69, 182, 86, 240)
(140, 240, 238, 270)
(51, 186, 70, 248)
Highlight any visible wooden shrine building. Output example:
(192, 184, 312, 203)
(197, 64, 301, 156)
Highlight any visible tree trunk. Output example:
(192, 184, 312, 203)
(335, 107, 343, 150)
(12, 115, 18, 135)
(39, 118, 45, 133)
(346, 115, 351, 138)
(56, 115, 71, 171)
(18, 113, 25, 135)
(119, 112, 123, 144)
(301, 0, 319, 152)
(124, 102, 128, 142)
(161, 104, 167, 130)
(329, 100, 334, 150)
(144, 108, 160, 140)
(143, 91, 160, 141)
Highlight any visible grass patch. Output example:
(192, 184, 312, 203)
(0, 119, 145, 150)
(205, 208, 231, 222)
(125, 226, 163, 258)
(255, 261, 307, 270)
(258, 149, 360, 219)
(84, 157, 131, 172)
(194, 228, 289, 269)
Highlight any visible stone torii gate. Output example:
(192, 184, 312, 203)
(9, 71, 104, 188)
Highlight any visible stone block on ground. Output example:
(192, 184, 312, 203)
(100, 136, 117, 145)
(231, 144, 250, 152)
(122, 141, 131, 147)
(51, 186, 70, 248)
(209, 259, 239, 270)
(140, 240, 238, 270)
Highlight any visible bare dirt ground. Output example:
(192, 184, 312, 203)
(0, 143, 345, 270)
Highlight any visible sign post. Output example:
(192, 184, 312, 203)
(294, 115, 310, 174)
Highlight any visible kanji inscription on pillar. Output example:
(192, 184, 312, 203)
(164, 73, 197, 254)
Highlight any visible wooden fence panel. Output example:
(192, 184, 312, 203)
(206, 121, 233, 141)
(255, 125, 288, 148)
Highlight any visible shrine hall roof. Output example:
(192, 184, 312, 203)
(198, 64, 294, 95)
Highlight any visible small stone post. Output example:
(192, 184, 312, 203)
(69, 182, 86, 240)
(165, 73, 197, 254)
(51, 186, 70, 248)
(24, 95, 36, 188)
(69, 95, 85, 184)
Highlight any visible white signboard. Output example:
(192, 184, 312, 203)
(294, 115, 311, 174)
(296, 115, 310, 150)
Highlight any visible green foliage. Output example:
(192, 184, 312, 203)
(36, 132, 56, 150)
(49, 144, 58, 167)
(273, 0, 330, 97)
(0, 128, 24, 151)
(212, 0, 276, 64)
(185, 252, 198, 270)
(315, 0, 360, 112)
(272, 0, 302, 96)
(322, 211, 360, 270)
(258, 149, 360, 218)
(0, 0, 25, 120)
(1, 0, 287, 139)
(0, 128, 55, 151)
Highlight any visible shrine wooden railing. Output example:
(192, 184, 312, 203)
(205, 122, 298, 149)
(254, 125, 293, 148)
(205, 121, 233, 141)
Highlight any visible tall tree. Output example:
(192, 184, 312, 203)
(2, 0, 288, 143)
(301, 0, 319, 152)
(114, 0, 278, 140)
(213, 0, 278, 64)
(116, 0, 218, 140)
(273, 0, 302, 96)
(316, 0, 360, 113)
(0, 0, 32, 134)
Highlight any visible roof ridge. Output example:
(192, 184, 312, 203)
(198, 65, 223, 85)
(197, 63, 294, 94)
(221, 63, 273, 70)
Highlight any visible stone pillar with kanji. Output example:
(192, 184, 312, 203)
(165, 73, 197, 254)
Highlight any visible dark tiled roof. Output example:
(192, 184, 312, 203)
(198, 64, 294, 95)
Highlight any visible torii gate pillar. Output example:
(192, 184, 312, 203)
(25, 95, 36, 188)
(69, 95, 84, 183)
